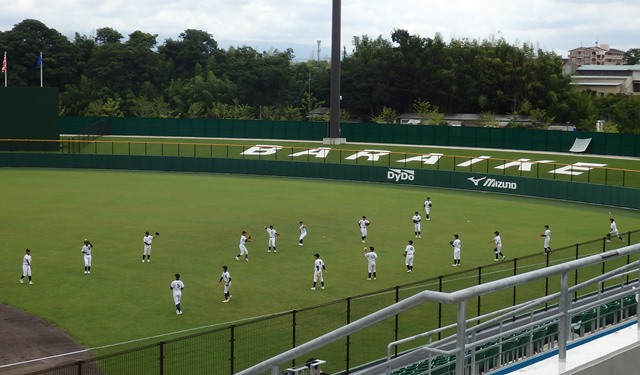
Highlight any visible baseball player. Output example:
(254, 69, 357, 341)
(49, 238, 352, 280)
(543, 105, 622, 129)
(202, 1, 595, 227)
(19, 248, 33, 285)
(489, 231, 506, 261)
(82, 239, 93, 274)
(424, 197, 433, 221)
(299, 221, 307, 247)
(311, 253, 326, 290)
(358, 216, 370, 243)
(412, 211, 422, 238)
(541, 225, 552, 253)
(170, 273, 184, 315)
(218, 265, 232, 303)
(142, 231, 159, 263)
(265, 225, 279, 252)
(607, 218, 623, 242)
(364, 246, 378, 280)
(236, 231, 251, 261)
(450, 234, 461, 266)
(403, 240, 415, 273)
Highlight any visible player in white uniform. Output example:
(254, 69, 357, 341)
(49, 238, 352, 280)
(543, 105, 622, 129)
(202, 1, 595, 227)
(363, 246, 378, 280)
(82, 239, 93, 274)
(299, 221, 307, 247)
(451, 234, 461, 266)
(142, 231, 159, 262)
(218, 265, 232, 302)
(20, 248, 33, 285)
(311, 253, 326, 290)
(412, 211, 422, 238)
(358, 216, 370, 243)
(265, 225, 279, 252)
(424, 197, 433, 221)
(607, 218, 623, 242)
(489, 231, 506, 261)
(403, 240, 415, 273)
(236, 231, 251, 261)
(170, 273, 184, 315)
(541, 225, 551, 253)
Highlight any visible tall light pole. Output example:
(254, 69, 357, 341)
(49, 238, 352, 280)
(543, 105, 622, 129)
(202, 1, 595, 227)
(326, 0, 344, 143)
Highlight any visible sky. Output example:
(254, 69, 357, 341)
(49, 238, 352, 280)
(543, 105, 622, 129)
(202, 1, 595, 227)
(2, 1, 638, 61)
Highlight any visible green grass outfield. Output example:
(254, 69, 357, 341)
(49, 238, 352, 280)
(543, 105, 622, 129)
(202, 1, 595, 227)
(1, 167, 639, 355)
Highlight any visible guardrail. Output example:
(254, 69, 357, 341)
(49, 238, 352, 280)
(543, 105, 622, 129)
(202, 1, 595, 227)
(1, 138, 639, 189)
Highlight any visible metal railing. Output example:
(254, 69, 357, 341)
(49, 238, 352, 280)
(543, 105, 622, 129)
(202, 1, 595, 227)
(10, 231, 637, 375)
(1, 138, 639, 188)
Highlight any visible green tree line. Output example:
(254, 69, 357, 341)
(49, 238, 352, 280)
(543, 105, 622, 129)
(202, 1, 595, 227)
(1, 19, 639, 132)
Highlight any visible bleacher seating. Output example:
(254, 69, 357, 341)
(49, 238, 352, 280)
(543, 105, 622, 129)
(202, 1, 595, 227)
(389, 294, 637, 375)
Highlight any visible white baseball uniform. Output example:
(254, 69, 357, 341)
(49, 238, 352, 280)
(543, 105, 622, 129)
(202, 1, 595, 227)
(266, 227, 277, 249)
(405, 244, 415, 267)
(82, 243, 92, 267)
(424, 199, 432, 218)
(543, 229, 551, 249)
(239, 234, 249, 256)
(170, 279, 184, 306)
(22, 253, 32, 277)
(493, 235, 502, 254)
(299, 223, 307, 245)
(313, 258, 325, 282)
(220, 270, 232, 295)
(359, 218, 370, 238)
(452, 238, 461, 260)
(143, 234, 154, 256)
(412, 214, 422, 235)
(364, 251, 378, 273)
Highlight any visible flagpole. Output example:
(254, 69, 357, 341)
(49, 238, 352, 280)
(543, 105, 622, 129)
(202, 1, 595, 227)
(39, 52, 43, 87)
(2, 51, 6, 87)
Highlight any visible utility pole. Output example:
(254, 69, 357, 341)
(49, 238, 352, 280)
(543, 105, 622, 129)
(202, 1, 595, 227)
(317, 40, 321, 62)
(325, 0, 345, 144)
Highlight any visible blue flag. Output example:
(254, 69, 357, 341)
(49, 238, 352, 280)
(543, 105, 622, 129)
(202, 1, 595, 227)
(36, 54, 42, 66)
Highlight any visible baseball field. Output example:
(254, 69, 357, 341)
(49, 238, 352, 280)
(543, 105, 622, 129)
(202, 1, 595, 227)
(1, 143, 639, 371)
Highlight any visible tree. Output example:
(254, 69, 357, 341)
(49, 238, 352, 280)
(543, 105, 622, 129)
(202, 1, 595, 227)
(370, 106, 399, 124)
(0, 19, 80, 88)
(624, 48, 640, 65)
(95, 27, 123, 45)
(412, 99, 445, 125)
(158, 29, 220, 80)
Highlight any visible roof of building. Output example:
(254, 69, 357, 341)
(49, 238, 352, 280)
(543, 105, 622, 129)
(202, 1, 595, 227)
(577, 65, 640, 72)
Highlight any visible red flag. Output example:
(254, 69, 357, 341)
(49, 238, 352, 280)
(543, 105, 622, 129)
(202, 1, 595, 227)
(1, 52, 6, 73)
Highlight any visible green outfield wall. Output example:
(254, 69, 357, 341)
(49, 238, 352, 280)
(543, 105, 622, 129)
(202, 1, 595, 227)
(2, 153, 638, 209)
(59, 117, 640, 157)
(0, 87, 59, 151)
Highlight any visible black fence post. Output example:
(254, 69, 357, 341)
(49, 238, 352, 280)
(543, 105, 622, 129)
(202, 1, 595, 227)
(545, 253, 550, 310)
(77, 360, 83, 375)
(512, 258, 517, 313)
(438, 275, 443, 340)
(292, 310, 297, 369)
(229, 325, 236, 375)
(159, 341, 165, 375)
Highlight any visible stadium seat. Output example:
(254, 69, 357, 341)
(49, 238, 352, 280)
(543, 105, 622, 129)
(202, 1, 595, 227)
(515, 334, 531, 358)
(623, 295, 637, 317)
(571, 308, 597, 337)
(501, 338, 519, 363)
(532, 326, 548, 353)
(600, 301, 621, 326)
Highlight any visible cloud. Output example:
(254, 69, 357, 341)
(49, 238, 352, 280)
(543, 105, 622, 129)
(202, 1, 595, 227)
(1, 0, 638, 59)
